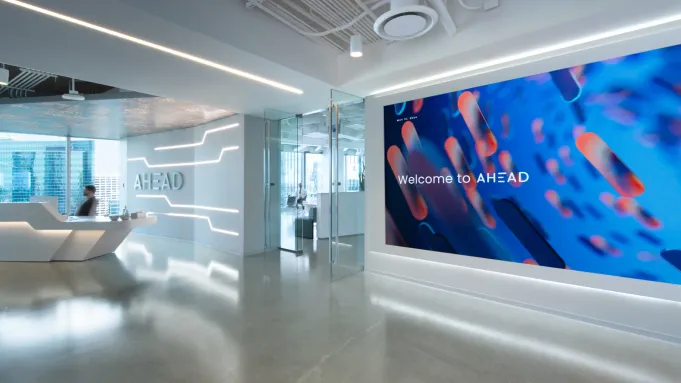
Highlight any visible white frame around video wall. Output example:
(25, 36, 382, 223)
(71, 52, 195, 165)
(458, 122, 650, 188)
(364, 26, 681, 341)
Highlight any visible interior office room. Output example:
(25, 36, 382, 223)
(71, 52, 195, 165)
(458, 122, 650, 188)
(2, 0, 681, 382)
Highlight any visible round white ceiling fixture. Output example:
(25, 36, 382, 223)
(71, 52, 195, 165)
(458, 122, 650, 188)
(373, 0, 439, 41)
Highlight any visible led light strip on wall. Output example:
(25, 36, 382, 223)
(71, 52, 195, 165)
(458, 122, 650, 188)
(136, 194, 239, 214)
(155, 123, 239, 151)
(370, 12, 681, 95)
(151, 212, 239, 236)
(1, 0, 303, 94)
(128, 146, 238, 168)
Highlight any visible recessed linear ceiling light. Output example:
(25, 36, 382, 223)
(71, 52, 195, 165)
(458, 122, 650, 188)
(2, 0, 304, 95)
(370, 12, 681, 96)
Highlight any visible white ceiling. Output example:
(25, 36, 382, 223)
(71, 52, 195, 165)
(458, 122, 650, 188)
(1, 0, 681, 121)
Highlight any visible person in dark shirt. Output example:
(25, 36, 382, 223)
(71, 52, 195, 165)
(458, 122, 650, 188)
(74, 185, 98, 217)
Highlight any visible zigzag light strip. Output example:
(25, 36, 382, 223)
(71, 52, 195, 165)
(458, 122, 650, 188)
(136, 194, 239, 214)
(155, 123, 239, 151)
(128, 146, 238, 168)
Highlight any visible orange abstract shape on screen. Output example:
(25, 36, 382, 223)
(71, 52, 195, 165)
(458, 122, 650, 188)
(599, 191, 615, 207)
(545, 158, 566, 185)
(465, 188, 496, 229)
(401, 121, 422, 153)
(590, 235, 621, 256)
(387, 145, 428, 220)
(412, 98, 424, 114)
(613, 197, 636, 215)
(501, 114, 511, 139)
(545, 189, 572, 218)
(573, 125, 586, 140)
(576, 132, 644, 197)
(444, 137, 476, 191)
(531, 118, 544, 143)
(458, 91, 498, 156)
(498, 150, 521, 187)
(558, 146, 573, 166)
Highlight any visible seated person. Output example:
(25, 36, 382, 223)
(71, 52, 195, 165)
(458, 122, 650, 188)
(74, 185, 98, 217)
(296, 183, 307, 210)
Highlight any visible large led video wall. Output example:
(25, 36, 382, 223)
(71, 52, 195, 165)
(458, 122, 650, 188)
(384, 43, 681, 285)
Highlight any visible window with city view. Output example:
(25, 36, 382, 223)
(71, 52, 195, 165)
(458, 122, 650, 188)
(0, 133, 121, 216)
(72, 138, 121, 216)
(0, 133, 68, 213)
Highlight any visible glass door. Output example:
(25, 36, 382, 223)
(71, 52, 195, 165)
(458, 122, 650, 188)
(264, 109, 304, 254)
(330, 90, 365, 280)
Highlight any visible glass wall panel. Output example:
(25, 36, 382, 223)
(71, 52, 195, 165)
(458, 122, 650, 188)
(344, 155, 363, 192)
(265, 109, 303, 253)
(305, 152, 323, 204)
(330, 90, 365, 281)
(71, 138, 122, 216)
(0, 132, 67, 213)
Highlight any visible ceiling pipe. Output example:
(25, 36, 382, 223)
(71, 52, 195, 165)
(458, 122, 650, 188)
(427, 0, 457, 36)
(308, 0, 368, 39)
(9, 72, 40, 98)
(279, 1, 348, 50)
(15, 72, 51, 98)
(304, 0, 356, 39)
(354, 0, 377, 19)
(253, 0, 388, 37)
(18, 72, 49, 98)
(0, 70, 26, 95)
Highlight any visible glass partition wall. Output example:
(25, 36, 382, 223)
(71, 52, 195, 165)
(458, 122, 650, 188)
(329, 90, 365, 280)
(264, 93, 365, 278)
(0, 133, 68, 212)
(0, 132, 122, 215)
(264, 109, 304, 254)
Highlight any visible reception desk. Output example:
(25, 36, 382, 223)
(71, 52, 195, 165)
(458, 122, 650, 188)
(0, 203, 156, 262)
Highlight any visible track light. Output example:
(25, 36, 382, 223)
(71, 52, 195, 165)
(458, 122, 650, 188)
(350, 35, 363, 58)
(0, 67, 8, 86)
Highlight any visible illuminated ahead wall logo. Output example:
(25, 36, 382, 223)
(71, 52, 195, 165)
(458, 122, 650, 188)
(134, 172, 184, 191)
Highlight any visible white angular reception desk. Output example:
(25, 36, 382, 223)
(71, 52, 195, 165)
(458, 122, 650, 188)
(0, 203, 156, 262)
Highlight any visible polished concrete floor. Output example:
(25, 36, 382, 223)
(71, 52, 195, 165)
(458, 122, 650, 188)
(1, 234, 681, 382)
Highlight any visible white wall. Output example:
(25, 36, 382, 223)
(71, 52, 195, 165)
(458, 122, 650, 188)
(365, 27, 681, 341)
(127, 115, 265, 256)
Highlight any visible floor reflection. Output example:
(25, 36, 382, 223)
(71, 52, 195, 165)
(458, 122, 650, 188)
(0, 233, 680, 383)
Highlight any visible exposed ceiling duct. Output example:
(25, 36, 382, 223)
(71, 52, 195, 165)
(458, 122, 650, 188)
(246, 0, 386, 52)
(247, 0, 498, 52)
(0, 64, 116, 101)
(0, 66, 56, 98)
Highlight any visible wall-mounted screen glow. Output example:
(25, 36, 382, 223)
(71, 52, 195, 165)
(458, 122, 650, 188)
(384, 43, 681, 285)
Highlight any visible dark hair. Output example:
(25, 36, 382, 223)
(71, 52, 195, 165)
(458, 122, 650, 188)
(85, 185, 96, 193)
